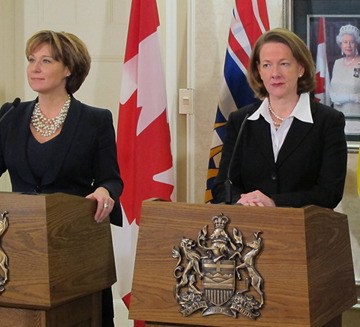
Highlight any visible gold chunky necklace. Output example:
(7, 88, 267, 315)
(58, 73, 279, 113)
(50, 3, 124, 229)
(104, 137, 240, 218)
(31, 95, 71, 137)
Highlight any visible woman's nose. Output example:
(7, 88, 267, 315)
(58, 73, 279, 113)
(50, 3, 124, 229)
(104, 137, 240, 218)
(271, 66, 280, 78)
(30, 61, 41, 72)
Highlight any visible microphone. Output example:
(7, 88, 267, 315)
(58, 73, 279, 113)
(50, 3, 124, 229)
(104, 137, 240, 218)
(225, 113, 249, 204)
(0, 97, 21, 124)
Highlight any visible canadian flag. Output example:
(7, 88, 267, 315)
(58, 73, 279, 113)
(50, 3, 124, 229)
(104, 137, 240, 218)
(314, 17, 331, 105)
(115, 0, 174, 325)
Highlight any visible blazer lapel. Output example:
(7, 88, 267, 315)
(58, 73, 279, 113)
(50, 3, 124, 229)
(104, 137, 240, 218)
(14, 100, 38, 185)
(41, 97, 82, 185)
(276, 118, 313, 166)
(250, 118, 276, 166)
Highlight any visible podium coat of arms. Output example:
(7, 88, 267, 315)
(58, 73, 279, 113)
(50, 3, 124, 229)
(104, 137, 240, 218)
(172, 213, 264, 320)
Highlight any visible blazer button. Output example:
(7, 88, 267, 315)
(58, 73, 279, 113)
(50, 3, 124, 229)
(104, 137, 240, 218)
(271, 173, 277, 180)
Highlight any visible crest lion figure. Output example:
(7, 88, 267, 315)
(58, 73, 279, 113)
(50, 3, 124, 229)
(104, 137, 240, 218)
(172, 213, 264, 320)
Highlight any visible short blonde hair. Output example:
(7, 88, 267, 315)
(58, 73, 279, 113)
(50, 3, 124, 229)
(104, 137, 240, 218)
(26, 30, 91, 94)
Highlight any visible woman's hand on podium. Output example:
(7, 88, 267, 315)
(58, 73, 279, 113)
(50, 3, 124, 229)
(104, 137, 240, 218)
(86, 187, 114, 223)
(237, 190, 276, 207)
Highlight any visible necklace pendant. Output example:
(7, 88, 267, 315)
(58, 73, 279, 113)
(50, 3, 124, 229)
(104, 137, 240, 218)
(273, 121, 281, 127)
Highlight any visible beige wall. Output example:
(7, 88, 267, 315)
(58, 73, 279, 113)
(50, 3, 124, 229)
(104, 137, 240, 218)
(0, 0, 358, 325)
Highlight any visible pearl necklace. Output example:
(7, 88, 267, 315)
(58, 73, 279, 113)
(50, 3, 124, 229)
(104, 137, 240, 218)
(268, 102, 286, 127)
(31, 95, 71, 137)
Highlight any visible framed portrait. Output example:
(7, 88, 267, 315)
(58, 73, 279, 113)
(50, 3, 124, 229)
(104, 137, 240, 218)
(290, 0, 360, 150)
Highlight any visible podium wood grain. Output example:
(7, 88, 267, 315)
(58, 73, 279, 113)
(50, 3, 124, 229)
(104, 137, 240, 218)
(130, 202, 356, 327)
(0, 292, 101, 327)
(0, 192, 116, 311)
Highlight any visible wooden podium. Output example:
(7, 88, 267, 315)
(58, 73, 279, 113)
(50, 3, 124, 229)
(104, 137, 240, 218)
(129, 201, 357, 327)
(0, 192, 116, 327)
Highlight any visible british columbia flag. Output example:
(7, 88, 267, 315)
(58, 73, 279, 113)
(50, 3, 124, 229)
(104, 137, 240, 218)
(205, 0, 270, 203)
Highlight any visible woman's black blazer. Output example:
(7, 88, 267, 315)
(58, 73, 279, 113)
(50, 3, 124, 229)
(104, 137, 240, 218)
(0, 96, 123, 226)
(212, 100, 347, 209)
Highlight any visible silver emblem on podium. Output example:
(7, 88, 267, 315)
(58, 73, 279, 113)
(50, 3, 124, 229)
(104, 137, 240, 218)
(172, 213, 264, 320)
(0, 211, 9, 293)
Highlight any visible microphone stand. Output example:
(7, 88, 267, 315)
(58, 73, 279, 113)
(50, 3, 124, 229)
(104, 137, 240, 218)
(0, 98, 21, 124)
(225, 113, 249, 204)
